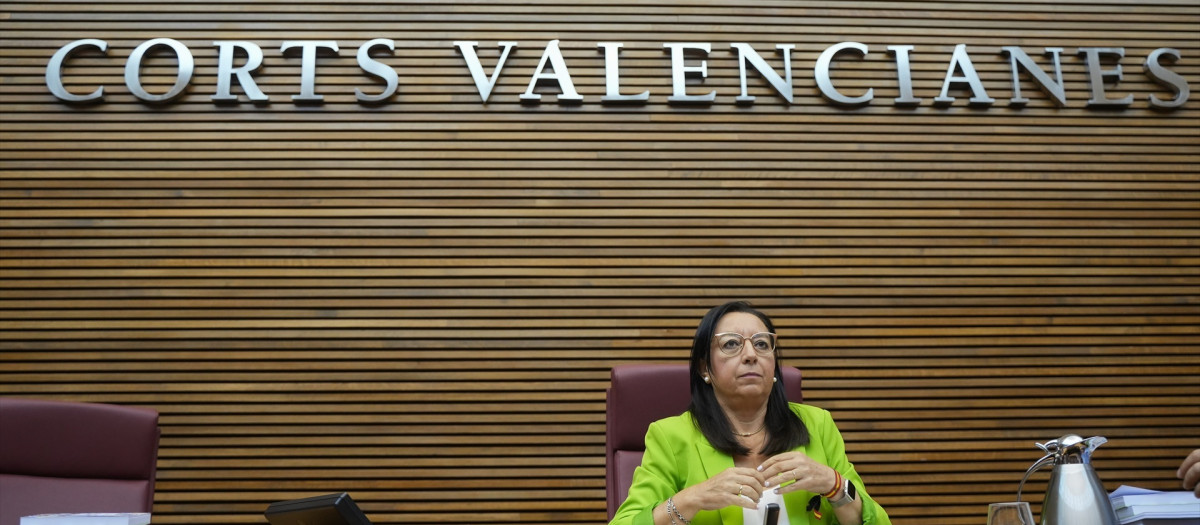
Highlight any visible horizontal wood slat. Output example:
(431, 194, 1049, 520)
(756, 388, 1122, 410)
(2, 1, 1198, 524)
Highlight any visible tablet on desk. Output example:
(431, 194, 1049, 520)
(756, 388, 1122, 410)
(264, 493, 372, 525)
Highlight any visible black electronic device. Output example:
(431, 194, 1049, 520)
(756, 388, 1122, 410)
(264, 492, 372, 525)
(762, 502, 780, 525)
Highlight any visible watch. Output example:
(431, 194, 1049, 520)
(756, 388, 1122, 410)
(828, 478, 857, 508)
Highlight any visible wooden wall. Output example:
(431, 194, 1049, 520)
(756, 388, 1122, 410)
(1, 1, 1198, 524)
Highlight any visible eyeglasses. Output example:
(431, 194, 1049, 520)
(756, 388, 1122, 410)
(713, 332, 777, 356)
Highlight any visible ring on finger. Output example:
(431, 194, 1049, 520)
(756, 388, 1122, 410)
(791, 469, 797, 481)
(737, 484, 745, 496)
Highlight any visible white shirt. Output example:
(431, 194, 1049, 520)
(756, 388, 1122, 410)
(742, 488, 790, 525)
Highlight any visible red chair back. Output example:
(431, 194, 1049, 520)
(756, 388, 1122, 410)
(0, 398, 160, 525)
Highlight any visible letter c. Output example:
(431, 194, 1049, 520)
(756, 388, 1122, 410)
(47, 39, 108, 102)
(816, 41, 873, 106)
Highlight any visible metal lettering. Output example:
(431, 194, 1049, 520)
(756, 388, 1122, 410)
(125, 38, 194, 103)
(281, 41, 339, 103)
(46, 39, 108, 103)
(730, 43, 794, 104)
(598, 42, 649, 104)
(663, 43, 715, 104)
(1001, 46, 1066, 107)
(1143, 48, 1189, 110)
(212, 41, 267, 103)
(356, 38, 398, 103)
(1077, 47, 1133, 108)
(934, 44, 994, 106)
(520, 39, 583, 103)
(816, 42, 873, 106)
(453, 41, 517, 103)
(886, 45, 921, 106)
(40, 37, 1189, 112)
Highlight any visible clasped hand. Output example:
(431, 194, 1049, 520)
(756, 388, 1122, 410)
(758, 452, 839, 496)
(680, 466, 767, 511)
(679, 453, 836, 512)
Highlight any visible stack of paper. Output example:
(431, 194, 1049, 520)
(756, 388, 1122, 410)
(1109, 485, 1200, 525)
(20, 514, 151, 525)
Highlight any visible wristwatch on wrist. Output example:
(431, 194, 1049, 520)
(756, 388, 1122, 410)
(828, 478, 857, 508)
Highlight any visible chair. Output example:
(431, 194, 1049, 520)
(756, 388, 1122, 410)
(0, 398, 160, 525)
(605, 364, 803, 519)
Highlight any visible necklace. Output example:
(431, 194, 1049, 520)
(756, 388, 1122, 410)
(734, 422, 766, 437)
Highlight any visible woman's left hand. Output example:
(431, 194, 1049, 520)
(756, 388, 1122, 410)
(757, 452, 839, 495)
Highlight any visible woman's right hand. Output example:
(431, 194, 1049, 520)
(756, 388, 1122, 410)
(676, 467, 767, 513)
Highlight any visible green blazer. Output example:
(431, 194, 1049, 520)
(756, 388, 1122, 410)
(610, 403, 891, 525)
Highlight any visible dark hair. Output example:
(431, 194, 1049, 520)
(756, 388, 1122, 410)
(687, 300, 808, 457)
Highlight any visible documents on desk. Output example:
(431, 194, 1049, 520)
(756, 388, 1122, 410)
(1109, 485, 1200, 525)
(19, 514, 151, 525)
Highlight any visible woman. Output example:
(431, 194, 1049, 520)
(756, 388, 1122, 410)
(610, 301, 890, 525)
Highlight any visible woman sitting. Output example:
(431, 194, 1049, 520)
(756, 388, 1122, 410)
(610, 301, 891, 525)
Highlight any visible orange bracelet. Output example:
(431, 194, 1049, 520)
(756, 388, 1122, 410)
(822, 471, 843, 499)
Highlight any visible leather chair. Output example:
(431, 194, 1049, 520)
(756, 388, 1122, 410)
(605, 364, 803, 519)
(0, 398, 160, 525)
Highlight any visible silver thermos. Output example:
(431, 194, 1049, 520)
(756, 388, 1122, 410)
(1018, 435, 1120, 525)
